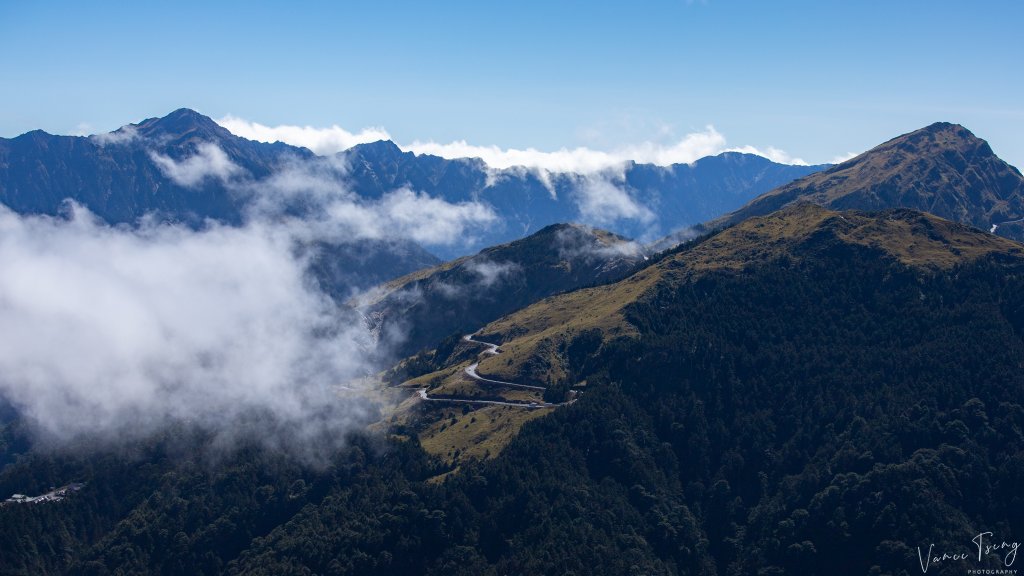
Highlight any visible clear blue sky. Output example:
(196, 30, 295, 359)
(1, 0, 1022, 167)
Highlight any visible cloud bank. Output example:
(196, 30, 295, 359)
(218, 115, 392, 156)
(403, 127, 728, 172)
(218, 117, 814, 172)
(0, 138, 503, 456)
(0, 204, 376, 459)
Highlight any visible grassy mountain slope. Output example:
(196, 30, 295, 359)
(465, 204, 1023, 387)
(705, 122, 1024, 240)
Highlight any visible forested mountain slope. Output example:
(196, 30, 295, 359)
(4, 203, 1024, 575)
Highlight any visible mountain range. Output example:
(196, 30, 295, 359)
(0, 108, 828, 262)
(3, 114, 1024, 575)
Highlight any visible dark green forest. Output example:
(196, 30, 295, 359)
(3, 240, 1024, 575)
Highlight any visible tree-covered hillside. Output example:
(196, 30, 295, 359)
(3, 207, 1024, 575)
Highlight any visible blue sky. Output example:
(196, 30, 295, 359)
(2, 0, 1022, 167)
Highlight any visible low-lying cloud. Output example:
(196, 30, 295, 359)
(90, 125, 140, 146)
(554, 224, 647, 262)
(465, 258, 520, 289)
(0, 203, 377, 460)
(0, 136, 501, 460)
(572, 174, 655, 226)
(150, 143, 244, 187)
(237, 155, 499, 248)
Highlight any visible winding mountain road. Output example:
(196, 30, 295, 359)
(416, 388, 547, 408)
(461, 335, 544, 391)
(461, 335, 546, 392)
(414, 333, 574, 408)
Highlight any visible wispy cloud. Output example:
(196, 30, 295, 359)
(571, 173, 655, 226)
(150, 143, 244, 187)
(90, 125, 140, 146)
(370, 189, 498, 246)
(145, 143, 498, 248)
(725, 145, 809, 166)
(235, 155, 499, 248)
(829, 151, 860, 164)
(554, 224, 646, 261)
(464, 258, 520, 288)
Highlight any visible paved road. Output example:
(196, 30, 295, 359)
(461, 334, 545, 390)
(417, 388, 551, 408)
(462, 333, 499, 354)
(464, 362, 546, 391)
(414, 332, 576, 408)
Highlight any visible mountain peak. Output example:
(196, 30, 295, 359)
(346, 139, 405, 160)
(709, 122, 1024, 239)
(12, 128, 56, 142)
(133, 108, 230, 141)
(871, 121, 990, 158)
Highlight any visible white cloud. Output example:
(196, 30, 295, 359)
(554, 225, 646, 261)
(375, 189, 498, 245)
(150, 143, 244, 187)
(90, 125, 140, 146)
(235, 156, 499, 248)
(725, 145, 810, 166)
(465, 259, 520, 288)
(829, 151, 859, 164)
(218, 115, 392, 155)
(572, 174, 655, 226)
(405, 126, 729, 172)
(405, 140, 625, 173)
(312, 188, 498, 247)
(216, 116, 814, 172)
(0, 203, 374, 460)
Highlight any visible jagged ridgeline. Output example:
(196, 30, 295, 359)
(0, 108, 827, 260)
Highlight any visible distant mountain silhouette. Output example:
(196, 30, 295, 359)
(343, 141, 829, 255)
(1, 109, 827, 260)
